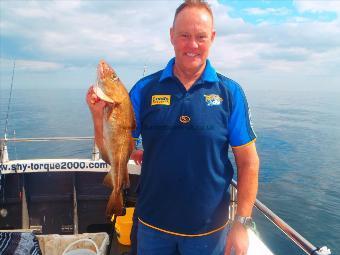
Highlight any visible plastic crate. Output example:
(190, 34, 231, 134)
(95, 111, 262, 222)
(37, 232, 109, 255)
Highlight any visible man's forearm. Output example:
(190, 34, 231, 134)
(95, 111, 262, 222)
(233, 143, 260, 217)
(93, 118, 110, 164)
(236, 162, 259, 216)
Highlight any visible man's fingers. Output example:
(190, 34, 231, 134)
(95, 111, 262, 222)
(89, 95, 96, 104)
(131, 151, 143, 166)
(86, 86, 92, 95)
(86, 85, 96, 104)
(225, 238, 244, 255)
(133, 157, 142, 165)
(234, 247, 242, 255)
(89, 92, 102, 105)
(225, 237, 232, 255)
(231, 243, 246, 255)
(86, 85, 94, 96)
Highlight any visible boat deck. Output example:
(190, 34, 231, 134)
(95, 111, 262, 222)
(110, 232, 131, 255)
(0, 169, 138, 254)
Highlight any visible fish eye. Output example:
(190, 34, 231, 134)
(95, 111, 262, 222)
(111, 74, 119, 81)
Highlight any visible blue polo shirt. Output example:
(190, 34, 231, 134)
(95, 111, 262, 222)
(129, 58, 256, 236)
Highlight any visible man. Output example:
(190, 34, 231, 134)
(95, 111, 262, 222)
(87, 1, 259, 254)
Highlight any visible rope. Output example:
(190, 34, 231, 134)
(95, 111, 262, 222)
(62, 238, 99, 255)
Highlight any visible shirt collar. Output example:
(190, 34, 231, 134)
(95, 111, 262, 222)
(159, 58, 218, 83)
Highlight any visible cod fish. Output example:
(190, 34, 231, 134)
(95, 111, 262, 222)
(94, 60, 136, 217)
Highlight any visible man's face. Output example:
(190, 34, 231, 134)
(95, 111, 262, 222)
(170, 7, 215, 73)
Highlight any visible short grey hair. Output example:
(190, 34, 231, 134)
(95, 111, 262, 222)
(173, 0, 214, 26)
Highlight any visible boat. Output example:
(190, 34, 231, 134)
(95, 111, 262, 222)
(0, 61, 332, 254)
(0, 136, 332, 255)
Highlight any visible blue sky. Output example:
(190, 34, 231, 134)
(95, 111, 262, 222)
(1, 0, 340, 92)
(225, 0, 337, 23)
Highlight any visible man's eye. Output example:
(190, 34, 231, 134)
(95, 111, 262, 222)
(198, 35, 208, 41)
(181, 34, 189, 38)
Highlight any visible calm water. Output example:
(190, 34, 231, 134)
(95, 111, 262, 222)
(1, 88, 339, 254)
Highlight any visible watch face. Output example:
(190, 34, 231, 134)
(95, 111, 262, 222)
(235, 216, 255, 229)
(244, 218, 255, 229)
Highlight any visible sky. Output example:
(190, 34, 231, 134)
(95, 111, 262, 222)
(1, 0, 340, 92)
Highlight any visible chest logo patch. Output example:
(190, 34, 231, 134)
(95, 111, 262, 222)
(179, 115, 191, 124)
(151, 95, 171, 106)
(204, 94, 223, 106)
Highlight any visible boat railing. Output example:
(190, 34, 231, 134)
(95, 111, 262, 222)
(0, 136, 99, 162)
(0, 136, 332, 255)
(1, 136, 94, 142)
(230, 180, 331, 255)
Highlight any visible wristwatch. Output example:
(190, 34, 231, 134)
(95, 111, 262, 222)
(234, 215, 255, 229)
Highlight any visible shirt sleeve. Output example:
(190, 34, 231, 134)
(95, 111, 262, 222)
(228, 83, 256, 147)
(129, 81, 143, 149)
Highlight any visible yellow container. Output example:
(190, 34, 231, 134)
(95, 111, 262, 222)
(113, 207, 134, 246)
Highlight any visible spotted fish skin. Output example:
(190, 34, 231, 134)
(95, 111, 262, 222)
(95, 60, 136, 217)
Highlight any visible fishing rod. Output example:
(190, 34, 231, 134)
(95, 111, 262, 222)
(3, 61, 16, 139)
(1, 60, 16, 206)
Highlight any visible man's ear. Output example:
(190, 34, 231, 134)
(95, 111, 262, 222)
(211, 30, 216, 43)
(170, 27, 174, 46)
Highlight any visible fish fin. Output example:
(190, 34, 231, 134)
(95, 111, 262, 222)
(129, 138, 134, 155)
(103, 170, 114, 188)
(104, 102, 121, 121)
(131, 115, 137, 130)
(106, 191, 124, 217)
(104, 104, 114, 122)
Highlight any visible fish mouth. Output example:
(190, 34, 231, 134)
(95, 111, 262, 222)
(95, 60, 119, 103)
(93, 82, 114, 103)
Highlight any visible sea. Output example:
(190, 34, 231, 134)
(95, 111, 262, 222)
(0, 88, 339, 255)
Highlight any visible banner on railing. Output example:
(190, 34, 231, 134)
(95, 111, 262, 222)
(0, 159, 141, 175)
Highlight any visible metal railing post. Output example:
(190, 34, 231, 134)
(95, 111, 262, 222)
(92, 143, 100, 161)
(0, 138, 9, 163)
(22, 178, 29, 229)
(73, 174, 79, 234)
(229, 184, 237, 221)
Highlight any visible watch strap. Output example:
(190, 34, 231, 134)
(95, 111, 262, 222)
(234, 215, 255, 230)
(235, 215, 252, 224)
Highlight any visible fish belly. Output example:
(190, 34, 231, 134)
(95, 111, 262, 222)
(103, 118, 133, 217)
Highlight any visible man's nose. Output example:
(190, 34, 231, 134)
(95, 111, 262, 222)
(188, 37, 199, 48)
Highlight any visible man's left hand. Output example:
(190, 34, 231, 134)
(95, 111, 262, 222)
(225, 222, 249, 255)
(130, 149, 143, 165)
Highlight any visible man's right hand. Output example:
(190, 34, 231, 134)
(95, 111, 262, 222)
(86, 86, 106, 120)
(86, 86, 111, 163)
(131, 149, 143, 165)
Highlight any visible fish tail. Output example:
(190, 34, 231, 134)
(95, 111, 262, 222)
(115, 144, 131, 192)
(106, 191, 124, 217)
(117, 160, 130, 191)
